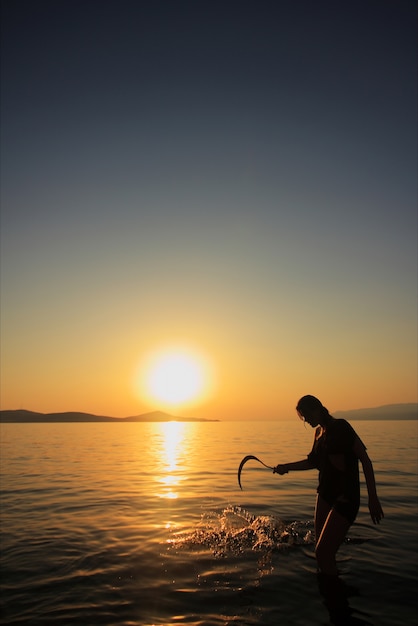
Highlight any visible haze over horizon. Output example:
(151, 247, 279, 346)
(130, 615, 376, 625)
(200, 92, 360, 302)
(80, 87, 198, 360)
(1, 0, 417, 420)
(1, 402, 417, 423)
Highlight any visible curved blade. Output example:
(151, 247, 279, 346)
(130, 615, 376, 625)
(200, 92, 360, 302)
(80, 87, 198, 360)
(237, 455, 273, 490)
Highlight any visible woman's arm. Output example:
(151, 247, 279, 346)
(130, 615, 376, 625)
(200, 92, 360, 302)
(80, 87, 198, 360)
(273, 459, 316, 474)
(353, 437, 384, 524)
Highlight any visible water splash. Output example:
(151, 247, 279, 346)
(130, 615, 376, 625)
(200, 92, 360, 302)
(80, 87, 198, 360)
(168, 506, 315, 557)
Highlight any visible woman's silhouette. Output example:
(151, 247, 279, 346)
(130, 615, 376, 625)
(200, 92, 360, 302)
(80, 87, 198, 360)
(274, 395, 384, 576)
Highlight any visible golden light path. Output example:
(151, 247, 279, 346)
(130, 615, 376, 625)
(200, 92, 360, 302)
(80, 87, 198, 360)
(158, 421, 187, 500)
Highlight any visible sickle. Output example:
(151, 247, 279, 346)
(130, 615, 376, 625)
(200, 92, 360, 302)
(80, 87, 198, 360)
(237, 455, 274, 490)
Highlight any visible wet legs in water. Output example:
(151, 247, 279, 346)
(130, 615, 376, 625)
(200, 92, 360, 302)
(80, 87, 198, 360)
(314, 495, 351, 576)
(317, 574, 374, 626)
(314, 496, 375, 624)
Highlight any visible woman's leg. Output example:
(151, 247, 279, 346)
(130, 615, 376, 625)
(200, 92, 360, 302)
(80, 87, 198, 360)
(315, 507, 351, 576)
(314, 494, 332, 544)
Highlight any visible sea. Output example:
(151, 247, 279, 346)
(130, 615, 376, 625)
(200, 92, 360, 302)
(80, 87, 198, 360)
(0, 419, 417, 626)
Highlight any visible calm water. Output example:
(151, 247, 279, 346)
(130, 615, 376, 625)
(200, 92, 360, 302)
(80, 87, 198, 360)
(0, 420, 417, 626)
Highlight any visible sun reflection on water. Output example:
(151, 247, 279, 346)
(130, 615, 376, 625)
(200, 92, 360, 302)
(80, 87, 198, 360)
(158, 422, 186, 499)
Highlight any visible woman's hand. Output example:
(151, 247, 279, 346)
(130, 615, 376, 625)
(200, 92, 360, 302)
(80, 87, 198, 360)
(368, 495, 384, 524)
(273, 464, 288, 475)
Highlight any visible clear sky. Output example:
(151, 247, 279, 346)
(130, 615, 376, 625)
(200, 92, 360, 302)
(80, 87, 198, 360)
(1, 0, 417, 420)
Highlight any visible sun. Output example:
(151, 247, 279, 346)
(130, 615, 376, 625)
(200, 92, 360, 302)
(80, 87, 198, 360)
(148, 353, 203, 404)
(134, 347, 213, 409)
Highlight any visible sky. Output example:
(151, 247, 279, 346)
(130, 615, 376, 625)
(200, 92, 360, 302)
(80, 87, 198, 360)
(1, 0, 417, 420)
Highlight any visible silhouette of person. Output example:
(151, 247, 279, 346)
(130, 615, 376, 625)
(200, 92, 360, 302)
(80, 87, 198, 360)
(273, 395, 384, 577)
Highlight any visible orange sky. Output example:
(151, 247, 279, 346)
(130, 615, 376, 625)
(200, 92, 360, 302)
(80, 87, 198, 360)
(1, 2, 417, 420)
(1, 314, 416, 419)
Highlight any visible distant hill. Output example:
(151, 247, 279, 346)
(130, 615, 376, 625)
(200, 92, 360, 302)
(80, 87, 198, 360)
(0, 404, 416, 423)
(333, 403, 417, 421)
(0, 409, 219, 423)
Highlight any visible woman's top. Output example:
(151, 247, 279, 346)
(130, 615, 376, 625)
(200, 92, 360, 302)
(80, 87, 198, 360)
(307, 417, 365, 508)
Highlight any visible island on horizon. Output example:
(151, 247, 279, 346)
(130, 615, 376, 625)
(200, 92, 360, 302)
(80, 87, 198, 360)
(0, 403, 416, 423)
(0, 409, 220, 423)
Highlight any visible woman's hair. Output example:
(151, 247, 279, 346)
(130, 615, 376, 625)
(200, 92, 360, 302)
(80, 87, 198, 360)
(296, 395, 330, 418)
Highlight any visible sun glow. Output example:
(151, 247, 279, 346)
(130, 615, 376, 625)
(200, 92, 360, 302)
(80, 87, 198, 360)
(134, 346, 214, 410)
(148, 353, 203, 404)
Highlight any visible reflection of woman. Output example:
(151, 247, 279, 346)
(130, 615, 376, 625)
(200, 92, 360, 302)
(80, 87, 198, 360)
(274, 395, 384, 576)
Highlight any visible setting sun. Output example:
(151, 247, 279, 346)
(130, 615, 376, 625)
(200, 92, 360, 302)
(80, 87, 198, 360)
(134, 347, 214, 410)
(148, 353, 203, 404)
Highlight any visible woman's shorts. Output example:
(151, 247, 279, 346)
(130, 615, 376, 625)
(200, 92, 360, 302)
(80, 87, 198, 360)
(332, 497, 359, 525)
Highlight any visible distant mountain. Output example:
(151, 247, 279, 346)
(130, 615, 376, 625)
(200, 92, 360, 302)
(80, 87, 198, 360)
(0, 409, 219, 423)
(122, 410, 219, 422)
(1, 404, 416, 423)
(0, 410, 116, 423)
(333, 403, 417, 421)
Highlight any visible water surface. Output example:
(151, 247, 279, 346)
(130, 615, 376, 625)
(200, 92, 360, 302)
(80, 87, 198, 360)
(1, 420, 417, 625)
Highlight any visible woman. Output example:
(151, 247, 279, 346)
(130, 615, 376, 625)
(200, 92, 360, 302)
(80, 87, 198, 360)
(274, 395, 384, 576)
